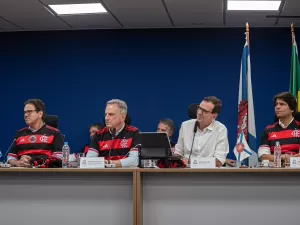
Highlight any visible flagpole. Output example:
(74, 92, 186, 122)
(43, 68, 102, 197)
(246, 22, 250, 48)
(291, 23, 295, 45)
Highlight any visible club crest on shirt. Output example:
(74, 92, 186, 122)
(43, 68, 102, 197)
(29, 135, 37, 143)
(40, 135, 49, 143)
(292, 130, 300, 138)
(120, 139, 128, 148)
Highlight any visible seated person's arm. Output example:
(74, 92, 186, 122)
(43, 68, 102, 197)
(173, 125, 184, 157)
(226, 159, 236, 167)
(86, 135, 100, 157)
(113, 131, 140, 168)
(258, 129, 275, 161)
(117, 149, 138, 168)
(213, 127, 229, 167)
(7, 138, 30, 167)
(51, 132, 64, 161)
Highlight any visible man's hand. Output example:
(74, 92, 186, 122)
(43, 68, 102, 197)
(182, 158, 189, 165)
(226, 159, 236, 167)
(17, 155, 31, 167)
(216, 159, 223, 167)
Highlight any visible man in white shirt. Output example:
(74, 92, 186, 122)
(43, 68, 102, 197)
(174, 96, 229, 167)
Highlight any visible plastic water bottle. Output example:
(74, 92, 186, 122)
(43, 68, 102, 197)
(62, 142, 70, 168)
(274, 141, 281, 168)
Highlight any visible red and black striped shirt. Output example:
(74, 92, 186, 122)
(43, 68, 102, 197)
(88, 125, 139, 160)
(259, 119, 300, 155)
(8, 124, 64, 161)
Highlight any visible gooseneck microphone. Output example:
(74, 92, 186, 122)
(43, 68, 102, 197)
(188, 121, 198, 165)
(108, 128, 117, 164)
(4, 138, 16, 161)
(0, 138, 16, 167)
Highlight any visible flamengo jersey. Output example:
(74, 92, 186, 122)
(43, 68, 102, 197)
(7, 124, 64, 161)
(259, 119, 300, 155)
(89, 125, 139, 160)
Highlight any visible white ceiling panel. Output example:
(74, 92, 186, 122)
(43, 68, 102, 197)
(0, 0, 70, 30)
(226, 12, 276, 26)
(0, 17, 21, 31)
(42, 0, 104, 4)
(43, 0, 121, 28)
(165, 0, 224, 27)
(103, 0, 172, 27)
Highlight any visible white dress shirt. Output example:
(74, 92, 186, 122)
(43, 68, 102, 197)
(174, 119, 229, 165)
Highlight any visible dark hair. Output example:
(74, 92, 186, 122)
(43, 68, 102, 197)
(203, 96, 222, 114)
(89, 123, 104, 130)
(24, 99, 46, 118)
(159, 118, 175, 136)
(273, 92, 296, 113)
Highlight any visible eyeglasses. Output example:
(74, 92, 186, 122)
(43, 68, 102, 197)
(24, 110, 37, 115)
(197, 106, 213, 115)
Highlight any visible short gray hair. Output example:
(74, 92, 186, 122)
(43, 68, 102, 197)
(106, 99, 128, 114)
(159, 118, 175, 136)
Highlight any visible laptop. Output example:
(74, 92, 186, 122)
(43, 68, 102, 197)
(137, 132, 172, 158)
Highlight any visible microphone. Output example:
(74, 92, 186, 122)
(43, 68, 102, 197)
(1, 138, 16, 167)
(108, 128, 117, 164)
(188, 121, 198, 165)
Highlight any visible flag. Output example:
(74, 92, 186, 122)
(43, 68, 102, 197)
(289, 29, 300, 111)
(234, 29, 257, 165)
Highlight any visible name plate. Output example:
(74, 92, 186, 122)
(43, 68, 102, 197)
(190, 157, 216, 168)
(290, 157, 300, 168)
(80, 157, 105, 168)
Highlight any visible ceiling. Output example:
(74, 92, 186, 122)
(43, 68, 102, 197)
(0, 0, 299, 32)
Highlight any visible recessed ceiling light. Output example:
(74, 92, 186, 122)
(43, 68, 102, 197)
(227, 1, 281, 11)
(48, 3, 107, 15)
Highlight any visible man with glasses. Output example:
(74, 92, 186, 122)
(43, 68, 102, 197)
(7, 99, 64, 167)
(174, 96, 229, 167)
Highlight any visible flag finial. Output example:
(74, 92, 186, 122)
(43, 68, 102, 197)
(245, 22, 250, 47)
(291, 23, 295, 45)
(246, 22, 249, 32)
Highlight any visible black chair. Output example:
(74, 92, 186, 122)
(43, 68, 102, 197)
(125, 114, 131, 125)
(44, 115, 58, 128)
(188, 104, 198, 119)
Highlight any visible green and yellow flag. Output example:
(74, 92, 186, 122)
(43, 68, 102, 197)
(289, 24, 300, 111)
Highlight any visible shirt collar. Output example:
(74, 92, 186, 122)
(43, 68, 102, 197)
(279, 117, 294, 128)
(28, 123, 45, 133)
(198, 120, 214, 132)
(109, 123, 125, 136)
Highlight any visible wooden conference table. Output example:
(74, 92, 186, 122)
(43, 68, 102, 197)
(0, 167, 299, 225)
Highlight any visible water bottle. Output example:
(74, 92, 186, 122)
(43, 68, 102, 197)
(274, 141, 281, 168)
(62, 142, 70, 168)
